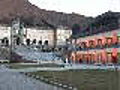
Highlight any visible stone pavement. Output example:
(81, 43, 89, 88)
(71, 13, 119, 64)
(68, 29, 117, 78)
(0, 65, 64, 90)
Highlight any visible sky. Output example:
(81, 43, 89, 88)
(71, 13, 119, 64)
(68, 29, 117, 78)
(29, 0, 120, 17)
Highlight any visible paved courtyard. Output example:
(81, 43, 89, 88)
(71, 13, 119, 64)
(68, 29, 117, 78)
(0, 64, 64, 90)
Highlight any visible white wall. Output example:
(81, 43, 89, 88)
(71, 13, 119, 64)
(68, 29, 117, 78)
(0, 25, 11, 44)
(0, 25, 72, 46)
(26, 28, 54, 46)
(26, 28, 72, 46)
(57, 29, 72, 45)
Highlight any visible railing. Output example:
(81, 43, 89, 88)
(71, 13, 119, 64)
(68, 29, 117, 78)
(72, 43, 120, 51)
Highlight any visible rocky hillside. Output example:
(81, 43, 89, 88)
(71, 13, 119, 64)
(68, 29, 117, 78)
(0, 0, 93, 29)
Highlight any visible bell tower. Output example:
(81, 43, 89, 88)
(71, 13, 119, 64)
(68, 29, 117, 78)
(11, 18, 25, 46)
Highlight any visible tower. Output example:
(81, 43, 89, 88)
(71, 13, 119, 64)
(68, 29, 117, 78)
(11, 18, 25, 46)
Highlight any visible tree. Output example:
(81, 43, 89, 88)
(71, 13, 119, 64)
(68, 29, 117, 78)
(72, 24, 80, 39)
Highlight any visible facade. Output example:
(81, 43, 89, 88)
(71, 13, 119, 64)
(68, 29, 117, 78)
(0, 25, 72, 46)
(0, 25, 11, 45)
(26, 28, 72, 46)
(71, 28, 120, 64)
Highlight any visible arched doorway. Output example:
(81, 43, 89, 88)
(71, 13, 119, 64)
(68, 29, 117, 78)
(43, 40, 49, 52)
(16, 37, 21, 45)
(26, 39, 31, 46)
(32, 39, 37, 45)
(44, 40, 48, 45)
(38, 40, 42, 45)
(2, 37, 9, 46)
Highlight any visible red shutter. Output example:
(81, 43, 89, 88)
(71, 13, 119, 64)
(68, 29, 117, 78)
(112, 48, 118, 63)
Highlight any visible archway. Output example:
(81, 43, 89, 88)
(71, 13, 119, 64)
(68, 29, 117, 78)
(16, 37, 21, 45)
(26, 39, 31, 46)
(44, 40, 48, 45)
(32, 39, 37, 45)
(2, 37, 9, 46)
(38, 40, 42, 45)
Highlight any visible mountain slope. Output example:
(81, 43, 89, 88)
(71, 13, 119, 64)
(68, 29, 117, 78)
(0, 0, 93, 29)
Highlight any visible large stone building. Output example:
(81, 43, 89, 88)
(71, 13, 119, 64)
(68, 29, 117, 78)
(71, 27, 120, 64)
(0, 24, 72, 46)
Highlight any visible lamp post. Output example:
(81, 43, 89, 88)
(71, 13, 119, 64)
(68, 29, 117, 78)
(10, 23, 13, 61)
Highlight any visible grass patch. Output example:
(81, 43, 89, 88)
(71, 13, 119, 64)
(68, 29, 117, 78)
(8, 63, 62, 69)
(28, 70, 120, 90)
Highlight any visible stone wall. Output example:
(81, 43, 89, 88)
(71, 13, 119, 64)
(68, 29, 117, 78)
(0, 25, 72, 46)
(26, 28, 54, 46)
